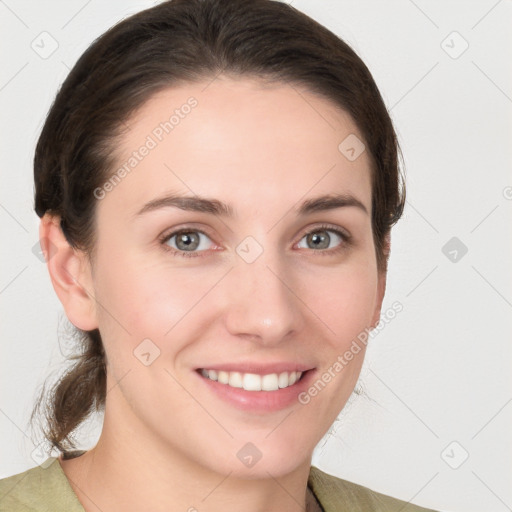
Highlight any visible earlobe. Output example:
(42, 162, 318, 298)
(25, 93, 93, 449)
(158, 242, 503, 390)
(39, 214, 98, 331)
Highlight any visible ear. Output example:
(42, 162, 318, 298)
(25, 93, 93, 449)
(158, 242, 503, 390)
(39, 214, 98, 331)
(370, 233, 390, 327)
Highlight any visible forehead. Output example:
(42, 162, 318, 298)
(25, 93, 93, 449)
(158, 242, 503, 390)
(101, 76, 372, 218)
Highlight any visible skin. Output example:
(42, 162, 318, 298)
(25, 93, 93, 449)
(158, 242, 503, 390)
(41, 76, 387, 512)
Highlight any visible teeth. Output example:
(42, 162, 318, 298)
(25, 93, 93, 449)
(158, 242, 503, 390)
(261, 373, 278, 391)
(243, 373, 262, 391)
(278, 371, 289, 388)
(201, 369, 303, 391)
(229, 371, 243, 388)
(218, 370, 229, 384)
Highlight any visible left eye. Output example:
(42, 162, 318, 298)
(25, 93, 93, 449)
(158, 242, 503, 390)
(296, 228, 345, 251)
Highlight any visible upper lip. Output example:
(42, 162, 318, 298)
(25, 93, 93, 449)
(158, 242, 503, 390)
(196, 362, 314, 375)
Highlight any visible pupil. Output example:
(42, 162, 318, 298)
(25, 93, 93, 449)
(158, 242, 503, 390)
(177, 232, 198, 250)
(309, 231, 329, 249)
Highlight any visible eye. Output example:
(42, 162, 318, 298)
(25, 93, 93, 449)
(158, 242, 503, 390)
(159, 224, 351, 258)
(160, 229, 216, 257)
(296, 225, 349, 253)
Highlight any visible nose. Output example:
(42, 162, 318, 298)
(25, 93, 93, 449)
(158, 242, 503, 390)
(222, 250, 305, 346)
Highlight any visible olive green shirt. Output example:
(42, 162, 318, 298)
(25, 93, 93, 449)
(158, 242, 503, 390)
(0, 457, 439, 511)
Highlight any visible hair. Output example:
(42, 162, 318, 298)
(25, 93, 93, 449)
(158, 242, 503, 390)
(32, 0, 405, 454)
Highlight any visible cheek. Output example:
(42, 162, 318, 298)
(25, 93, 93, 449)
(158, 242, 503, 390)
(291, 267, 376, 426)
(299, 262, 378, 347)
(92, 251, 224, 349)
(92, 259, 201, 387)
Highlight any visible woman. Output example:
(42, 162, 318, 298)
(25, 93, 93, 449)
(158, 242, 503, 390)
(0, 0, 440, 510)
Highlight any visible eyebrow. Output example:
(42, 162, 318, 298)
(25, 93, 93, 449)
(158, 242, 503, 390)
(134, 192, 368, 218)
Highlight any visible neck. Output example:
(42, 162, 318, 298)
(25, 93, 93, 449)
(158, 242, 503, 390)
(59, 398, 313, 512)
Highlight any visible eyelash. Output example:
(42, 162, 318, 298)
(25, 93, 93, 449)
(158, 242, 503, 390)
(158, 223, 352, 259)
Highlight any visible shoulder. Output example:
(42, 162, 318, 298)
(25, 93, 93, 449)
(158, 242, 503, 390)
(308, 466, 440, 512)
(0, 458, 84, 512)
(1, 460, 441, 512)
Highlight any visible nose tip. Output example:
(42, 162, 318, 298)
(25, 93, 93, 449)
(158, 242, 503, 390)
(222, 259, 303, 346)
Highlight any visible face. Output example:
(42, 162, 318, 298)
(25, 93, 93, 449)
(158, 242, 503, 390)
(83, 76, 385, 477)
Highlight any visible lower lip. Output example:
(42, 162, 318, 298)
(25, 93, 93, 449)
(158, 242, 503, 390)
(195, 369, 316, 413)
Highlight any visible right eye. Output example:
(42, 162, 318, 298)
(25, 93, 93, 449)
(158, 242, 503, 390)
(159, 229, 217, 258)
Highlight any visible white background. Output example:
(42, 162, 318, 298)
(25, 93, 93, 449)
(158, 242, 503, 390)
(1, 1, 511, 511)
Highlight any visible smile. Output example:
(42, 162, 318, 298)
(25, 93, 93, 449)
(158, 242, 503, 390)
(199, 369, 304, 391)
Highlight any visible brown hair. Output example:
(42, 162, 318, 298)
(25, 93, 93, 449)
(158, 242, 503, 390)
(32, 0, 405, 454)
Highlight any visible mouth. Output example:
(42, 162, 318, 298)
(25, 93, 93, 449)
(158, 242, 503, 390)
(194, 366, 316, 412)
(196, 368, 306, 391)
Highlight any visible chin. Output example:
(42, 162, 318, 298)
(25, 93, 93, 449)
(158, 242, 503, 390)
(201, 437, 312, 479)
